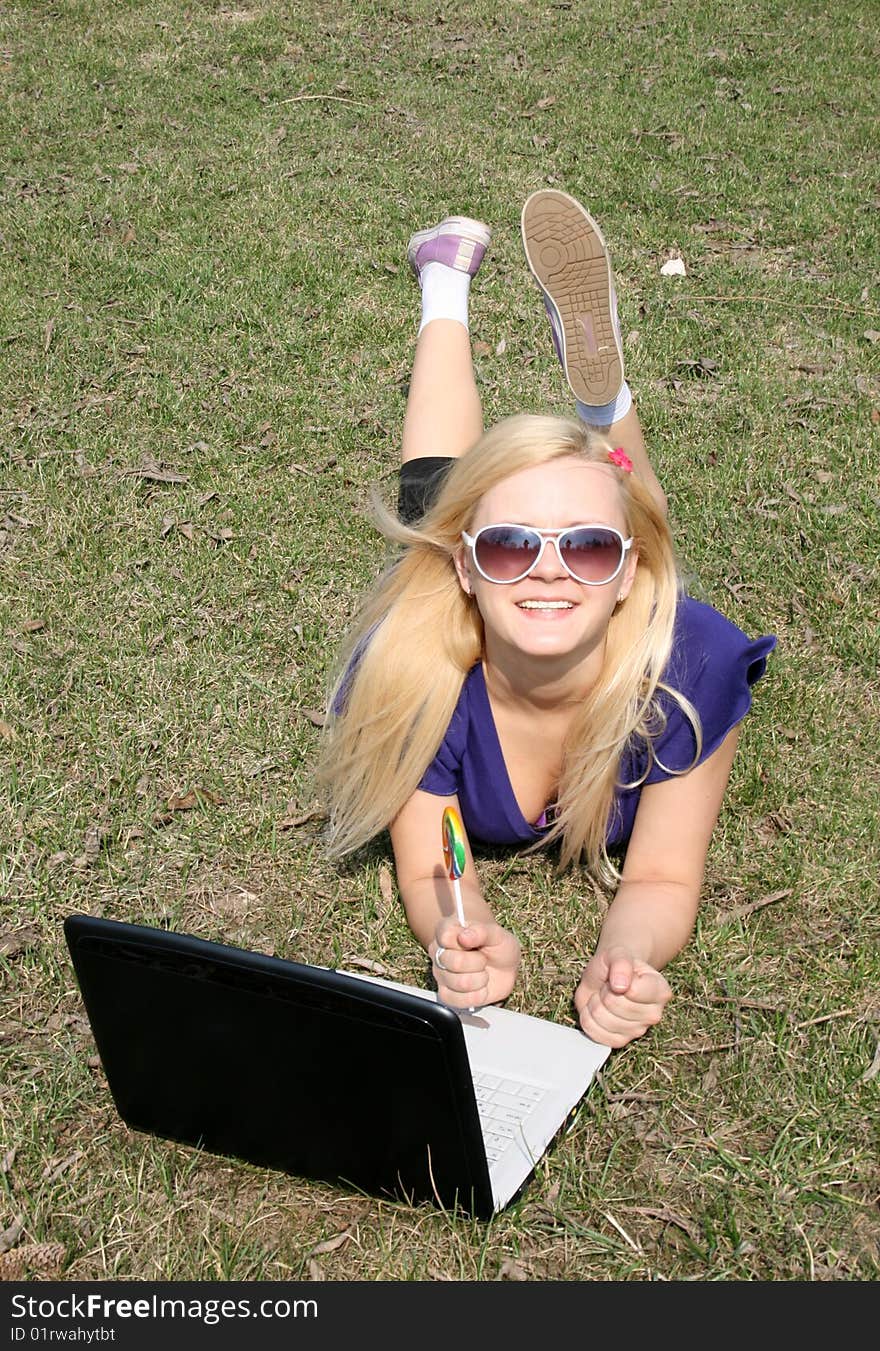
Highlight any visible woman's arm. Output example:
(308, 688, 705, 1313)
(575, 724, 741, 1046)
(389, 788, 521, 1007)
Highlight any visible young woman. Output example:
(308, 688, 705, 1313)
(314, 190, 775, 1049)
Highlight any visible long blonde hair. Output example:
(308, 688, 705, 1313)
(312, 414, 698, 881)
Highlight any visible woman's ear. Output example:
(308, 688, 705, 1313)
(616, 546, 639, 603)
(453, 545, 472, 595)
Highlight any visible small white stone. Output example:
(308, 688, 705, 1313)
(660, 257, 687, 277)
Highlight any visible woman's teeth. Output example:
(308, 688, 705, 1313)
(516, 600, 573, 609)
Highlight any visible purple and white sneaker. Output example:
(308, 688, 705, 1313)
(521, 189, 624, 406)
(407, 216, 492, 282)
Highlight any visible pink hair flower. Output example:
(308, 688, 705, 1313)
(608, 446, 634, 473)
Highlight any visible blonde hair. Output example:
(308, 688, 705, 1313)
(312, 414, 700, 882)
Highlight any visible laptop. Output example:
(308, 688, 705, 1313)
(64, 915, 609, 1219)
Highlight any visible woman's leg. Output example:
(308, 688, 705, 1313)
(397, 218, 491, 524)
(582, 401, 666, 517)
(402, 319, 483, 464)
(521, 189, 667, 516)
(401, 217, 490, 464)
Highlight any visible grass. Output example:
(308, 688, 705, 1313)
(1, 0, 878, 1282)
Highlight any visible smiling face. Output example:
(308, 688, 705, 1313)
(453, 456, 638, 665)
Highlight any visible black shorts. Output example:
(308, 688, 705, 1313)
(397, 456, 455, 526)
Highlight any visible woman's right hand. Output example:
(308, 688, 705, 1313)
(430, 918, 520, 1010)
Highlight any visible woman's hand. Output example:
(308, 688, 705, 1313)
(574, 945, 672, 1048)
(430, 919, 520, 1010)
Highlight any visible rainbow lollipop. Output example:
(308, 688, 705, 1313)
(442, 806, 467, 926)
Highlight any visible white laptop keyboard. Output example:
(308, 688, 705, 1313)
(472, 1070, 547, 1163)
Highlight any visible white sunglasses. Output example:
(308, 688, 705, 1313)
(461, 523, 633, 586)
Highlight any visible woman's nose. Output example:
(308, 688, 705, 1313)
(532, 536, 568, 578)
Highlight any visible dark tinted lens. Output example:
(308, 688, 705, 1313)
(474, 526, 542, 581)
(559, 528, 623, 583)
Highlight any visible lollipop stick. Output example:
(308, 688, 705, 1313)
(452, 877, 466, 927)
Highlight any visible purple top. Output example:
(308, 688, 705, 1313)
(416, 596, 776, 848)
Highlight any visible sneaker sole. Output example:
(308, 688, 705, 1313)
(407, 216, 492, 277)
(521, 189, 624, 406)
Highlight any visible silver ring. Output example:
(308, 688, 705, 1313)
(435, 945, 448, 972)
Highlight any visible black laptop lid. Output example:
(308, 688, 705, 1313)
(64, 915, 494, 1218)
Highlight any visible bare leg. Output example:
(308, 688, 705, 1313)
(593, 403, 667, 517)
(401, 319, 483, 465)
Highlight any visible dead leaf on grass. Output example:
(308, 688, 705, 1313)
(860, 1041, 880, 1083)
(307, 1226, 356, 1257)
(277, 802, 323, 829)
(544, 1180, 561, 1209)
(22, 618, 46, 633)
(83, 822, 107, 857)
(44, 1012, 90, 1036)
(496, 1256, 531, 1280)
(620, 1205, 700, 1243)
(41, 1150, 83, 1184)
(72, 821, 109, 870)
(345, 957, 388, 975)
(299, 708, 327, 727)
(0, 720, 15, 739)
(678, 357, 719, 378)
(154, 786, 226, 825)
(0, 926, 40, 959)
(701, 1057, 721, 1094)
(716, 888, 792, 924)
(0, 1216, 25, 1256)
(207, 890, 256, 923)
(126, 456, 189, 485)
(0, 1148, 16, 1175)
(378, 864, 394, 914)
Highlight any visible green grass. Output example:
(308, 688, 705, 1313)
(1, 0, 878, 1281)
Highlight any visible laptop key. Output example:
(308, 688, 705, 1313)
(499, 1079, 529, 1096)
(483, 1105, 522, 1127)
(487, 1089, 531, 1111)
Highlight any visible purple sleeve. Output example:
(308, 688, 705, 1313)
(417, 697, 467, 798)
(641, 597, 776, 784)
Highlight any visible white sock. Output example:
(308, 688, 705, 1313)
(417, 262, 471, 335)
(575, 381, 633, 428)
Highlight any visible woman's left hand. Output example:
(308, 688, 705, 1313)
(574, 945, 672, 1048)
